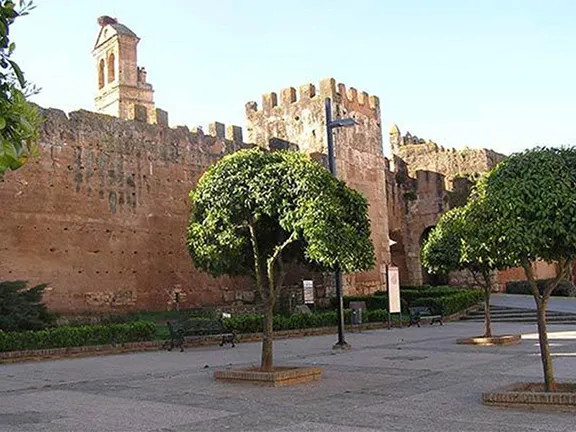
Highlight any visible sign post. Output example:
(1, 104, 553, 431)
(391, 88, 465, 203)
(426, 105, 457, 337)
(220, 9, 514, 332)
(387, 266, 401, 329)
(303, 280, 314, 305)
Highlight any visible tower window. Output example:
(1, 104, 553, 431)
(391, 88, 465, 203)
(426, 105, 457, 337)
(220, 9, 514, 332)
(108, 53, 115, 83)
(98, 59, 105, 89)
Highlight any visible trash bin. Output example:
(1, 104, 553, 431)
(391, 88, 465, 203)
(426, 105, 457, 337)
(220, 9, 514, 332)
(349, 301, 366, 326)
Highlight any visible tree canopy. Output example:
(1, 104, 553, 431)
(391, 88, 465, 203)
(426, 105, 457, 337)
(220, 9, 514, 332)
(422, 190, 509, 338)
(421, 206, 466, 276)
(0, 0, 41, 177)
(476, 146, 576, 273)
(187, 148, 375, 279)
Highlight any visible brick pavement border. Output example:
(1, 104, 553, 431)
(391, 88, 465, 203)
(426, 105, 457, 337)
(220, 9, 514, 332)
(456, 334, 522, 346)
(483, 382, 576, 411)
(214, 366, 323, 387)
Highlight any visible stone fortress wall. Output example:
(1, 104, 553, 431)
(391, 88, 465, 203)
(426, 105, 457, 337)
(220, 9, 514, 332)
(246, 78, 389, 295)
(0, 108, 258, 313)
(0, 15, 513, 314)
(386, 126, 506, 287)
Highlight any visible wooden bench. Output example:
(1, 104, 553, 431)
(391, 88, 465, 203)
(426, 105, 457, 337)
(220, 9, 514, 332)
(408, 306, 443, 327)
(165, 320, 184, 352)
(164, 314, 236, 352)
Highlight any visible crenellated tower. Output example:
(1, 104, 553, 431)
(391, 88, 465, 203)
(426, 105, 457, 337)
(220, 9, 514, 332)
(245, 78, 390, 295)
(92, 16, 166, 125)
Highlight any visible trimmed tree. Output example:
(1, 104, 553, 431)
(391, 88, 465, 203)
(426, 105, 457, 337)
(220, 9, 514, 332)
(186, 148, 375, 371)
(476, 146, 576, 392)
(422, 200, 508, 338)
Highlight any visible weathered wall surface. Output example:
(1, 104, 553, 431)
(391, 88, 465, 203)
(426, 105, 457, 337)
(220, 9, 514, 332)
(390, 126, 505, 185)
(246, 78, 390, 295)
(497, 261, 558, 290)
(0, 108, 253, 313)
(386, 125, 508, 287)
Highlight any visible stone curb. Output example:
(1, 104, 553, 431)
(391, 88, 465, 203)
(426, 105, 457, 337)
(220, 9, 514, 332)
(214, 366, 322, 387)
(0, 306, 475, 363)
(456, 334, 522, 346)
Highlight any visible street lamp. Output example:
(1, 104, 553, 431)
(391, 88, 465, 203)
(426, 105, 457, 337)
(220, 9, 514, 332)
(325, 97, 358, 350)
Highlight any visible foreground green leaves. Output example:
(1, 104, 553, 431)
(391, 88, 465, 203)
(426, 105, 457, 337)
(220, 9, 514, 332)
(0, 0, 41, 177)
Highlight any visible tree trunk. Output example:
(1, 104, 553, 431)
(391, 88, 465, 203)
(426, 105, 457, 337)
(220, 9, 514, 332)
(261, 299, 275, 372)
(521, 261, 556, 392)
(483, 288, 492, 338)
(535, 297, 555, 392)
(482, 270, 492, 338)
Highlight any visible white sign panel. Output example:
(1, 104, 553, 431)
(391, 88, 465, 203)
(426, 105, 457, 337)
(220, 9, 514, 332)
(388, 266, 401, 313)
(303, 280, 314, 304)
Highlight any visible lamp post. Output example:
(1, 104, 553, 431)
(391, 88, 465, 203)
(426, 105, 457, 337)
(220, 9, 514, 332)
(325, 97, 358, 350)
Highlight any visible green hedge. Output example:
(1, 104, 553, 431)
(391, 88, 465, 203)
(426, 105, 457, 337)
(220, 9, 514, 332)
(411, 290, 483, 316)
(506, 279, 576, 297)
(400, 287, 463, 305)
(333, 295, 389, 311)
(0, 321, 156, 353)
(222, 309, 388, 334)
(330, 286, 483, 317)
(335, 286, 468, 311)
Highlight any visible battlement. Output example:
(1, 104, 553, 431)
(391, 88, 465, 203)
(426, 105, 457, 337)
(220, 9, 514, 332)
(390, 125, 455, 154)
(207, 121, 244, 142)
(245, 77, 379, 115)
(390, 124, 506, 182)
(38, 107, 246, 152)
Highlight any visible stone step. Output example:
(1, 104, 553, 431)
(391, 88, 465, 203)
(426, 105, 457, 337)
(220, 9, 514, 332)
(464, 317, 576, 324)
(464, 311, 569, 319)
(462, 306, 576, 324)
(463, 315, 576, 322)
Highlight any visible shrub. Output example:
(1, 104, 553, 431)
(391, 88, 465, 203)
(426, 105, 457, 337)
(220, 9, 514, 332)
(411, 290, 483, 316)
(336, 287, 466, 312)
(0, 281, 57, 331)
(221, 309, 390, 334)
(179, 317, 224, 335)
(400, 285, 434, 290)
(400, 287, 462, 305)
(336, 287, 484, 317)
(0, 321, 156, 353)
(506, 279, 576, 297)
(332, 295, 388, 311)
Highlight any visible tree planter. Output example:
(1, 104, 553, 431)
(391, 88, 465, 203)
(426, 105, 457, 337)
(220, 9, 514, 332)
(214, 366, 322, 387)
(456, 334, 521, 346)
(483, 383, 576, 411)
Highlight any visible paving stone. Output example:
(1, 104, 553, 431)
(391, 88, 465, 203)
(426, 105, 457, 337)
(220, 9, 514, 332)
(1, 321, 575, 431)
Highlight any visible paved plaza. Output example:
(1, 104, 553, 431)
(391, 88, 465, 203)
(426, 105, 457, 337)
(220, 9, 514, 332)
(1, 320, 575, 431)
(491, 293, 576, 314)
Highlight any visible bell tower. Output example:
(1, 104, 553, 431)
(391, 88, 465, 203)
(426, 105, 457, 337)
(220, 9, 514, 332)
(92, 16, 157, 124)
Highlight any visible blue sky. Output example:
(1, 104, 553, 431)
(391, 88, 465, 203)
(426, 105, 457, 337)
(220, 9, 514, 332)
(11, 0, 576, 155)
